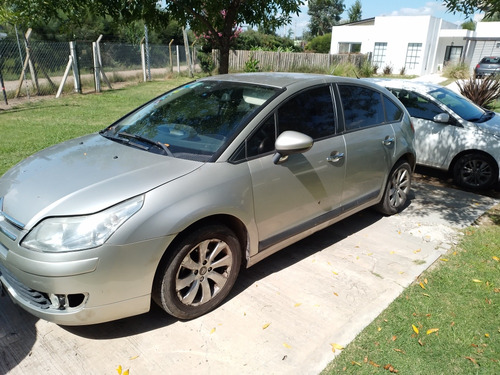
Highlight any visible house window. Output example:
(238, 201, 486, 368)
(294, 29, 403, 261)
(373, 42, 387, 67)
(405, 43, 422, 69)
(338, 42, 362, 53)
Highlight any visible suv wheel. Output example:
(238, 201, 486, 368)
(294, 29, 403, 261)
(453, 153, 498, 190)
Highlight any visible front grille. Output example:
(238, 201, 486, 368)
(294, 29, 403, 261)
(0, 263, 51, 309)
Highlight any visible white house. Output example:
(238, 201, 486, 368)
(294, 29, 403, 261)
(330, 15, 500, 76)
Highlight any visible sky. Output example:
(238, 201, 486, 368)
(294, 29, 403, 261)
(286, 0, 483, 37)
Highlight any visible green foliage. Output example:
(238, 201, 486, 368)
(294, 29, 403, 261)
(461, 19, 476, 30)
(305, 33, 332, 53)
(347, 0, 362, 23)
(244, 53, 260, 72)
(198, 51, 215, 75)
(383, 65, 393, 75)
(234, 29, 299, 52)
(457, 75, 500, 108)
(307, 0, 345, 36)
(441, 0, 500, 19)
(443, 62, 470, 79)
(357, 59, 374, 78)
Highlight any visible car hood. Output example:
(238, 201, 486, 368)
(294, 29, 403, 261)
(475, 112, 500, 137)
(0, 134, 203, 228)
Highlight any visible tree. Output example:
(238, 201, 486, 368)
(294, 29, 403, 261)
(307, 0, 345, 36)
(347, 0, 362, 23)
(0, 0, 304, 74)
(442, 0, 500, 19)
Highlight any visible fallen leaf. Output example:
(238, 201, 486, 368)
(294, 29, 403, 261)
(351, 361, 362, 366)
(393, 348, 405, 354)
(440, 258, 449, 262)
(414, 248, 421, 253)
(210, 327, 216, 334)
(412, 324, 419, 334)
(283, 342, 291, 349)
(426, 328, 439, 335)
(485, 333, 490, 338)
(332, 271, 338, 275)
(472, 279, 482, 283)
(418, 339, 424, 346)
(390, 251, 396, 254)
(392, 335, 397, 341)
(333, 292, 339, 296)
(492, 256, 499, 262)
(262, 323, 271, 330)
(369, 360, 381, 367)
(423, 293, 431, 297)
(123, 371, 129, 375)
(377, 327, 382, 332)
(117, 366, 122, 375)
(465, 356, 478, 365)
(424, 278, 428, 284)
(367, 252, 373, 256)
(294, 303, 302, 307)
(129, 355, 139, 360)
(419, 282, 426, 290)
(330, 343, 344, 352)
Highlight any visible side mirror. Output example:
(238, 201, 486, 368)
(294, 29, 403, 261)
(273, 131, 314, 164)
(433, 113, 450, 124)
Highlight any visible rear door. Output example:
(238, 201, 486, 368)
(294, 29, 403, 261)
(336, 84, 400, 208)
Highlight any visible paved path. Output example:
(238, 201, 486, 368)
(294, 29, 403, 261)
(1, 181, 498, 375)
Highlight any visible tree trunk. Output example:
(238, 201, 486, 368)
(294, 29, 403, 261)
(218, 43, 230, 75)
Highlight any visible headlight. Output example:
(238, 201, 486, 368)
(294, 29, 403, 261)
(22, 195, 144, 252)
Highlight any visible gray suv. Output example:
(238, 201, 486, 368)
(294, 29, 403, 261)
(0, 73, 415, 325)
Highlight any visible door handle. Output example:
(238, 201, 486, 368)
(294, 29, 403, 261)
(382, 136, 395, 146)
(327, 152, 345, 163)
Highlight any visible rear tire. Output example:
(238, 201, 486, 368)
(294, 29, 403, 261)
(153, 225, 241, 320)
(453, 153, 498, 191)
(376, 160, 412, 215)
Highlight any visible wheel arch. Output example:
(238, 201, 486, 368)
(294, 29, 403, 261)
(155, 214, 250, 277)
(448, 149, 499, 176)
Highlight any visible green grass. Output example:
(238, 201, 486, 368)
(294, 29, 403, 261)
(0, 77, 192, 176)
(322, 206, 500, 374)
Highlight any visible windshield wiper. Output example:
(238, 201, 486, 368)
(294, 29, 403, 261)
(117, 132, 174, 157)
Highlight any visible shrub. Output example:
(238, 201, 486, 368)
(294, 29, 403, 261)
(358, 59, 374, 77)
(198, 51, 215, 75)
(456, 75, 500, 108)
(443, 62, 470, 79)
(399, 66, 406, 76)
(330, 62, 358, 77)
(383, 65, 392, 75)
(244, 53, 260, 72)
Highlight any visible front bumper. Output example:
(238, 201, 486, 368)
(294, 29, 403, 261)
(0, 235, 174, 325)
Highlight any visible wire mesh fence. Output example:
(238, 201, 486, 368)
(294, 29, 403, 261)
(0, 38, 195, 98)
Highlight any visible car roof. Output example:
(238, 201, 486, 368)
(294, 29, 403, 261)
(201, 72, 384, 91)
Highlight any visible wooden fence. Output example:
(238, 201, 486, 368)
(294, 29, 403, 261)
(212, 50, 366, 72)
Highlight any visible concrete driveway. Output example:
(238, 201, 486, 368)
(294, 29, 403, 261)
(1, 181, 498, 375)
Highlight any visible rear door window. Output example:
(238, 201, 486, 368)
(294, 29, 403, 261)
(338, 85, 385, 130)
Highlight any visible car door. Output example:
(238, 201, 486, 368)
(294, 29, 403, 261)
(396, 89, 457, 168)
(243, 85, 347, 251)
(337, 84, 397, 207)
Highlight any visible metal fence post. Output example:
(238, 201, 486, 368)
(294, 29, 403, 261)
(141, 38, 147, 82)
(176, 45, 180, 73)
(92, 42, 101, 92)
(69, 41, 81, 93)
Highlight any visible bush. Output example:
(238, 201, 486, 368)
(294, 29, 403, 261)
(330, 62, 358, 77)
(198, 51, 215, 75)
(383, 65, 393, 75)
(358, 59, 374, 77)
(244, 53, 260, 72)
(443, 62, 470, 79)
(305, 33, 332, 53)
(456, 75, 500, 108)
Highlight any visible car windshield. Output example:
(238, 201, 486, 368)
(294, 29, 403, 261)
(103, 80, 279, 161)
(427, 87, 486, 122)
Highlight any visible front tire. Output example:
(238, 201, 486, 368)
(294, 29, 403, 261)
(453, 153, 498, 191)
(153, 225, 242, 320)
(376, 160, 412, 215)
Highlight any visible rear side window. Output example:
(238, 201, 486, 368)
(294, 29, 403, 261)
(339, 85, 385, 130)
(384, 96, 404, 122)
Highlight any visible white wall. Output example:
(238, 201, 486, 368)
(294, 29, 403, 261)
(330, 15, 463, 75)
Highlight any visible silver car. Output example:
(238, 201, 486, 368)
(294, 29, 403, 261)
(0, 73, 415, 325)
(474, 56, 500, 78)
(370, 79, 500, 191)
